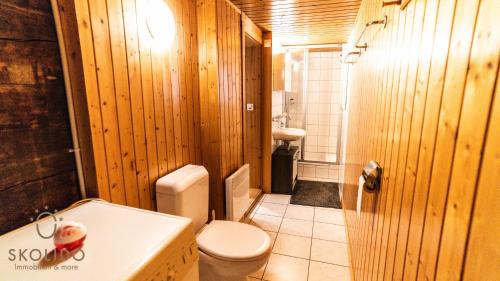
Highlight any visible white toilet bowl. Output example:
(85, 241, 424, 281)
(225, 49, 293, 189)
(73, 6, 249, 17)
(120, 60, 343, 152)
(196, 220, 271, 281)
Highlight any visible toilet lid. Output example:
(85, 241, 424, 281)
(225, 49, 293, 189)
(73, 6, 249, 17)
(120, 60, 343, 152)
(196, 220, 271, 261)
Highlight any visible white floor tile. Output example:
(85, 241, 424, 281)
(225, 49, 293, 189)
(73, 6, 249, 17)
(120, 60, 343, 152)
(314, 207, 345, 225)
(263, 254, 309, 281)
(311, 239, 349, 266)
(308, 261, 351, 281)
(313, 222, 347, 242)
(264, 194, 292, 205)
(251, 214, 283, 232)
(256, 202, 287, 217)
(279, 218, 313, 237)
(285, 205, 315, 221)
(273, 233, 312, 259)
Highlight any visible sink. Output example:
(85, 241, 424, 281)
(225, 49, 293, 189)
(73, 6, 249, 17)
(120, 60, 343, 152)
(273, 128, 306, 141)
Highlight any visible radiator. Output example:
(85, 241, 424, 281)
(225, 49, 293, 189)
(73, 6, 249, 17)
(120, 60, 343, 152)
(225, 164, 250, 221)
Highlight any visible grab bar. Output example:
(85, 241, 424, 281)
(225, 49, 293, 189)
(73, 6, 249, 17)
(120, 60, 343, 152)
(355, 15, 388, 50)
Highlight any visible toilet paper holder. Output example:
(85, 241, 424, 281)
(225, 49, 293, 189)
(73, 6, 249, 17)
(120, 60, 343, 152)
(362, 161, 382, 192)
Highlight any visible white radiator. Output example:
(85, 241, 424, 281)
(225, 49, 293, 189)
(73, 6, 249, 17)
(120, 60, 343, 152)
(225, 164, 250, 221)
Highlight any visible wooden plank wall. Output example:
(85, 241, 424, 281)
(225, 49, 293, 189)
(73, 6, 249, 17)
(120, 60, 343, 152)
(261, 31, 273, 194)
(216, 0, 243, 182)
(0, 0, 80, 234)
(70, 0, 202, 210)
(196, 0, 223, 217)
(244, 37, 263, 192)
(342, 0, 499, 280)
(197, 0, 243, 218)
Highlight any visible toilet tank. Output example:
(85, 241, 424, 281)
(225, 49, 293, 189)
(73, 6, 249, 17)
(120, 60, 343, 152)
(156, 165, 209, 232)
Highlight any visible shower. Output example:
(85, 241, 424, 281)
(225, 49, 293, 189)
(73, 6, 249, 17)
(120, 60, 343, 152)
(283, 47, 347, 165)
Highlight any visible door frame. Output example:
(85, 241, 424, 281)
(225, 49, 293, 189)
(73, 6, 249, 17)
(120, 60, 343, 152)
(241, 14, 272, 194)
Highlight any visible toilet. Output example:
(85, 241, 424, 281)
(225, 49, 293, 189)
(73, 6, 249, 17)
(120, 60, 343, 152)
(156, 165, 271, 281)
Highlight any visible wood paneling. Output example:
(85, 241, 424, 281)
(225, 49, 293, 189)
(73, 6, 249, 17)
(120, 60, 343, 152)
(342, 0, 499, 280)
(197, 0, 222, 217)
(63, 0, 202, 210)
(217, 0, 243, 179)
(0, 0, 80, 234)
(232, 0, 362, 45)
(261, 31, 273, 193)
(462, 73, 500, 281)
(242, 13, 262, 44)
(244, 36, 263, 192)
(197, 0, 244, 218)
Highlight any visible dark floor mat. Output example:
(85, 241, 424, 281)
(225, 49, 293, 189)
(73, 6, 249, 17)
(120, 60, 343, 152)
(290, 180, 342, 209)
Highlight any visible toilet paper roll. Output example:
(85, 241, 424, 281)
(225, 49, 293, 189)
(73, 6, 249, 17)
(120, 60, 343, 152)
(357, 176, 365, 217)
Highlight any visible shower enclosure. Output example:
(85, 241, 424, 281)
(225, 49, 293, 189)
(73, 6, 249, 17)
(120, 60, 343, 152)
(284, 47, 345, 164)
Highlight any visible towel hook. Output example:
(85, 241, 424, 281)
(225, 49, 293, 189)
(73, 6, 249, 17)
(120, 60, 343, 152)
(340, 51, 361, 64)
(382, 0, 402, 7)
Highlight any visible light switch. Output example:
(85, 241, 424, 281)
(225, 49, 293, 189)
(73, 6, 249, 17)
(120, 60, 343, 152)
(246, 103, 254, 111)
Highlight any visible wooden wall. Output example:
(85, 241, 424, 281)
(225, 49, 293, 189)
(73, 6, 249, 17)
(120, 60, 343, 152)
(66, 0, 202, 210)
(0, 0, 80, 234)
(197, 0, 243, 218)
(216, 0, 244, 182)
(342, 0, 499, 280)
(244, 37, 263, 192)
(261, 31, 273, 193)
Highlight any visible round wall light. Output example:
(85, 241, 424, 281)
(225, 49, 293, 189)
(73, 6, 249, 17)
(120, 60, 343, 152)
(146, 0, 176, 49)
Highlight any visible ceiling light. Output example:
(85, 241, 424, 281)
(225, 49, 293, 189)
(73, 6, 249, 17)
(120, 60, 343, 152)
(146, 0, 176, 50)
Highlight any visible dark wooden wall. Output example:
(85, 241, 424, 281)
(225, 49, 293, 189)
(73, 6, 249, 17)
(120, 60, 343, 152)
(342, 0, 499, 280)
(0, 0, 80, 235)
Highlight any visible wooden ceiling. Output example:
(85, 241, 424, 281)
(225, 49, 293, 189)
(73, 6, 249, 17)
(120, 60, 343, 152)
(231, 0, 362, 46)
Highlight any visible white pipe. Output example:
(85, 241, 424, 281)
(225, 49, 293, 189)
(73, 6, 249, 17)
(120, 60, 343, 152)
(50, 0, 87, 198)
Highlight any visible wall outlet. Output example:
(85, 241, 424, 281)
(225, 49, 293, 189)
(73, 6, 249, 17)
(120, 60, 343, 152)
(246, 103, 254, 111)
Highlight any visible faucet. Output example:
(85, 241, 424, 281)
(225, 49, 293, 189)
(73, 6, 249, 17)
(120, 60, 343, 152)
(272, 112, 291, 122)
(282, 112, 292, 121)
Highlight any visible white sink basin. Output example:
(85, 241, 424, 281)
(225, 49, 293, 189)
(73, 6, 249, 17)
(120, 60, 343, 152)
(273, 128, 306, 141)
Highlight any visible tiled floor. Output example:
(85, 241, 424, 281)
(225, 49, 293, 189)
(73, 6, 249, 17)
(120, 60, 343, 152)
(245, 194, 351, 281)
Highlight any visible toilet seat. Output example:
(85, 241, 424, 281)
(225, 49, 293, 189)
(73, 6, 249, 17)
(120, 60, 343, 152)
(197, 220, 271, 262)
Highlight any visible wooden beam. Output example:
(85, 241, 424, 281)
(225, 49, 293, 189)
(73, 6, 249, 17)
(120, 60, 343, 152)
(242, 13, 262, 44)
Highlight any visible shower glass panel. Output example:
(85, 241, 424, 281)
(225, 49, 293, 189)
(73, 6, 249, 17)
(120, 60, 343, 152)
(284, 48, 343, 164)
